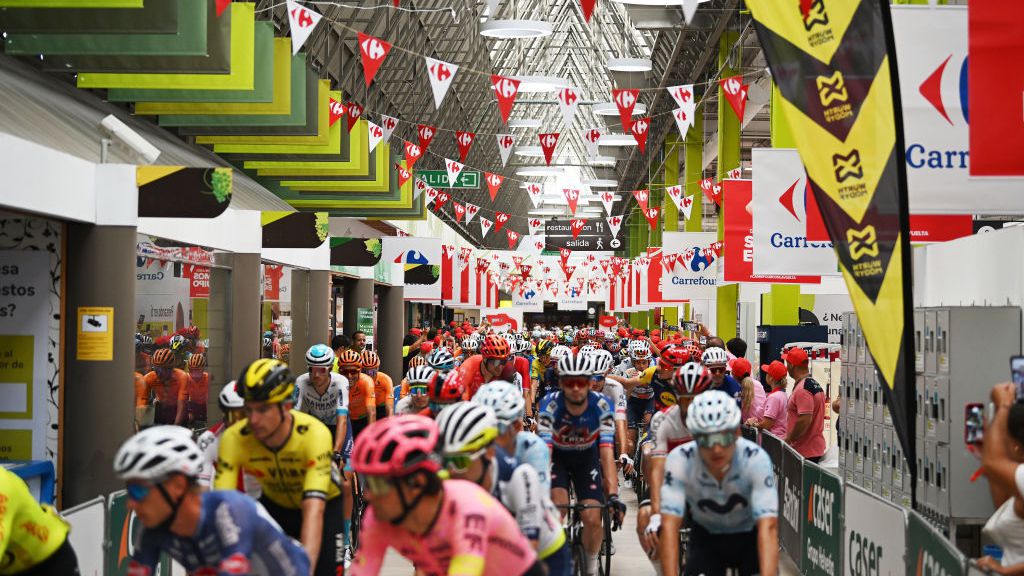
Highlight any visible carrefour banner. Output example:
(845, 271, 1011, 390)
(662, 232, 719, 299)
(748, 0, 915, 474)
(381, 237, 442, 301)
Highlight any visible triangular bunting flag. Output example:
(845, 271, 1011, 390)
(699, 177, 716, 204)
(526, 184, 543, 208)
(485, 172, 504, 202)
(643, 206, 660, 230)
(405, 142, 423, 169)
(559, 247, 572, 266)
(599, 190, 615, 215)
(630, 117, 650, 154)
(494, 212, 511, 232)
(491, 75, 521, 124)
(580, 0, 596, 21)
(465, 203, 480, 223)
(727, 166, 742, 180)
(666, 185, 684, 210)
(667, 84, 695, 109)
(512, 255, 524, 269)
(539, 133, 559, 166)
(496, 134, 515, 167)
(413, 178, 428, 199)
(583, 128, 602, 157)
(556, 88, 580, 129)
(672, 107, 694, 139)
(528, 217, 544, 236)
(480, 216, 493, 238)
(606, 215, 623, 237)
(356, 32, 391, 87)
(286, 1, 322, 55)
(564, 188, 580, 215)
(711, 181, 723, 206)
(612, 88, 639, 133)
(632, 189, 649, 212)
(452, 202, 466, 222)
(563, 264, 577, 279)
(367, 121, 384, 154)
(346, 103, 363, 133)
(425, 186, 438, 205)
(521, 264, 533, 278)
(216, 0, 231, 17)
(680, 194, 695, 220)
(682, 0, 699, 24)
(417, 124, 436, 152)
(570, 219, 586, 239)
(434, 192, 450, 211)
(396, 164, 411, 187)
(506, 229, 521, 249)
(455, 131, 475, 162)
(444, 158, 464, 188)
(380, 114, 398, 143)
(719, 76, 749, 121)
(425, 57, 458, 109)
(328, 98, 346, 127)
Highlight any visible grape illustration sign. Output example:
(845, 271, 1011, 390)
(381, 237, 442, 300)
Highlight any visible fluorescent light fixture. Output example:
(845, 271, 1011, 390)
(515, 166, 565, 177)
(592, 101, 648, 116)
(514, 146, 544, 157)
(588, 156, 618, 166)
(607, 58, 653, 72)
(528, 208, 568, 216)
(512, 75, 569, 93)
(508, 118, 543, 129)
(598, 134, 638, 146)
(582, 179, 619, 188)
(480, 19, 553, 39)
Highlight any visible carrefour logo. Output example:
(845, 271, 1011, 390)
(907, 54, 970, 171)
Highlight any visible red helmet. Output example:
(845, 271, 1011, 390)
(659, 346, 690, 370)
(351, 415, 442, 477)
(430, 370, 465, 405)
(673, 362, 713, 397)
(480, 335, 510, 360)
(184, 325, 200, 339)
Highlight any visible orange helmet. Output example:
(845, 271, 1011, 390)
(481, 335, 510, 360)
(361, 350, 381, 370)
(152, 348, 175, 368)
(187, 353, 207, 370)
(409, 356, 426, 368)
(337, 349, 363, 369)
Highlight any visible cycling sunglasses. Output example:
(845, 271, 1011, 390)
(560, 377, 591, 390)
(359, 474, 394, 496)
(340, 369, 361, 377)
(443, 448, 487, 473)
(707, 366, 727, 374)
(408, 385, 428, 397)
(694, 432, 738, 449)
(125, 482, 153, 502)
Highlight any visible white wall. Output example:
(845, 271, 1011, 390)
(919, 226, 1024, 308)
(138, 208, 261, 255)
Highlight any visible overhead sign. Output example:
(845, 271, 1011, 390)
(415, 169, 480, 189)
(544, 220, 616, 251)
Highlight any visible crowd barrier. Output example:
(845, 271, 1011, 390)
(5, 460, 55, 504)
(756, 430, 985, 575)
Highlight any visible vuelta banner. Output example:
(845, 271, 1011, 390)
(747, 0, 916, 473)
(723, 179, 820, 284)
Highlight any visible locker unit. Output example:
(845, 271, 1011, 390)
(914, 308, 925, 374)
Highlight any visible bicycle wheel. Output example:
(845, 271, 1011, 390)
(572, 523, 587, 576)
(678, 528, 689, 575)
(350, 476, 365, 551)
(600, 506, 613, 576)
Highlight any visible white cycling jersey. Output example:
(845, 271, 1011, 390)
(395, 395, 427, 416)
(515, 430, 551, 493)
(293, 372, 349, 429)
(196, 423, 262, 498)
(597, 380, 627, 421)
(493, 446, 566, 559)
(649, 405, 692, 458)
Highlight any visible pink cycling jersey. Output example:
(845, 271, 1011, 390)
(351, 479, 537, 576)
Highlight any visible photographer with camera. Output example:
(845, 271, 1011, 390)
(978, 382, 1024, 573)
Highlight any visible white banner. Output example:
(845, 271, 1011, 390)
(512, 284, 544, 312)
(751, 148, 839, 275)
(661, 232, 720, 299)
(892, 6, 1022, 214)
(843, 485, 906, 576)
(810, 294, 853, 345)
(381, 237, 442, 300)
(557, 280, 587, 311)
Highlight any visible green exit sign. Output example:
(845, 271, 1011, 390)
(415, 170, 480, 189)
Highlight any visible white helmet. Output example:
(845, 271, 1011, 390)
(579, 344, 597, 355)
(588, 349, 614, 374)
(114, 426, 205, 481)
(462, 338, 480, 351)
(701, 347, 729, 366)
(218, 381, 244, 410)
(406, 365, 438, 385)
(515, 339, 532, 354)
(472, 381, 525, 432)
(501, 332, 517, 347)
(305, 343, 335, 367)
(557, 351, 595, 377)
(437, 401, 499, 455)
(629, 340, 651, 360)
(686, 390, 742, 435)
(551, 345, 572, 360)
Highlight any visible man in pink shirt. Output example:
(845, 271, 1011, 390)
(746, 360, 789, 437)
(782, 348, 826, 462)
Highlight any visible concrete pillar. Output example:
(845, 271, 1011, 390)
(342, 278, 373, 339)
(715, 30, 741, 340)
(63, 224, 137, 507)
(290, 269, 311, 375)
(376, 285, 405, 379)
(230, 253, 261, 379)
(309, 271, 330, 344)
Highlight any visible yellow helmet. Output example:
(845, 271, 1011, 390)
(238, 358, 294, 404)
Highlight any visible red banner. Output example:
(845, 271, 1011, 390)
(263, 264, 284, 300)
(908, 215, 973, 243)
(186, 265, 210, 298)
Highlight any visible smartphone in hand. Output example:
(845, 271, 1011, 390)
(1012, 356, 1024, 401)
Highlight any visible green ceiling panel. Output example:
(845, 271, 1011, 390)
(0, 0, 177, 34)
(210, 89, 342, 154)
(75, 1, 254, 90)
(6, 0, 205, 56)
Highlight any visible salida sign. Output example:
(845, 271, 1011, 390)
(544, 220, 614, 251)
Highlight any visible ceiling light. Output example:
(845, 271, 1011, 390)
(607, 58, 653, 72)
(529, 208, 568, 216)
(582, 179, 619, 188)
(588, 156, 618, 166)
(512, 75, 569, 93)
(515, 166, 565, 177)
(480, 20, 553, 39)
(508, 118, 543, 129)
(591, 101, 648, 116)
(598, 134, 638, 146)
(515, 146, 544, 157)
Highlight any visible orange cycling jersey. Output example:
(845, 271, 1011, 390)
(186, 372, 210, 403)
(372, 372, 394, 407)
(136, 369, 188, 407)
(348, 373, 376, 420)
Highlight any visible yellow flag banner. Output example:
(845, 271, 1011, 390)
(747, 0, 915, 476)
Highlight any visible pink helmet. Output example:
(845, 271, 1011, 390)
(351, 415, 442, 477)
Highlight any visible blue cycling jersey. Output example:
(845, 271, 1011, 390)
(660, 437, 778, 534)
(713, 375, 743, 403)
(130, 491, 310, 576)
(516, 430, 551, 492)
(537, 391, 615, 452)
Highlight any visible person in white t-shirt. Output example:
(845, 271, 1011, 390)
(979, 382, 1024, 572)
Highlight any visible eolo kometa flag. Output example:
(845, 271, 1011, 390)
(746, 0, 916, 476)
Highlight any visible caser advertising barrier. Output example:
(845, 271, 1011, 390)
(906, 510, 966, 576)
(662, 231, 720, 299)
(779, 444, 804, 565)
(752, 149, 840, 276)
(802, 461, 843, 576)
(892, 6, 1022, 212)
(843, 484, 906, 576)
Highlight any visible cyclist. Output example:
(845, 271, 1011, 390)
(295, 344, 350, 457)
(338, 349, 376, 439)
(473, 380, 552, 492)
(614, 340, 655, 457)
(117, 426, 309, 576)
(639, 363, 713, 567)
(196, 382, 261, 498)
(701, 347, 742, 401)
(137, 348, 189, 427)
(461, 337, 480, 361)
(349, 415, 544, 576)
(183, 353, 210, 427)
(585, 348, 630, 475)
(458, 334, 530, 406)
(0, 468, 79, 575)
(438, 402, 571, 576)
(214, 359, 344, 576)
(426, 347, 459, 381)
(361, 350, 393, 420)
(396, 365, 435, 415)
(658, 390, 779, 576)
(535, 344, 570, 403)
(424, 369, 466, 418)
(538, 352, 624, 576)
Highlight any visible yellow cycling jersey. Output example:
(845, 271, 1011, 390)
(0, 468, 69, 575)
(215, 409, 341, 509)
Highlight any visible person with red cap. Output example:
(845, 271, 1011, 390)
(730, 357, 765, 424)
(745, 361, 789, 438)
(782, 348, 826, 462)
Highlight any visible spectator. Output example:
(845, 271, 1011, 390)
(705, 336, 736, 361)
(402, 329, 426, 374)
(726, 337, 748, 359)
(746, 361, 789, 437)
(782, 348, 826, 462)
(351, 330, 367, 352)
(731, 358, 765, 424)
(331, 334, 351, 356)
(978, 383, 1024, 572)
